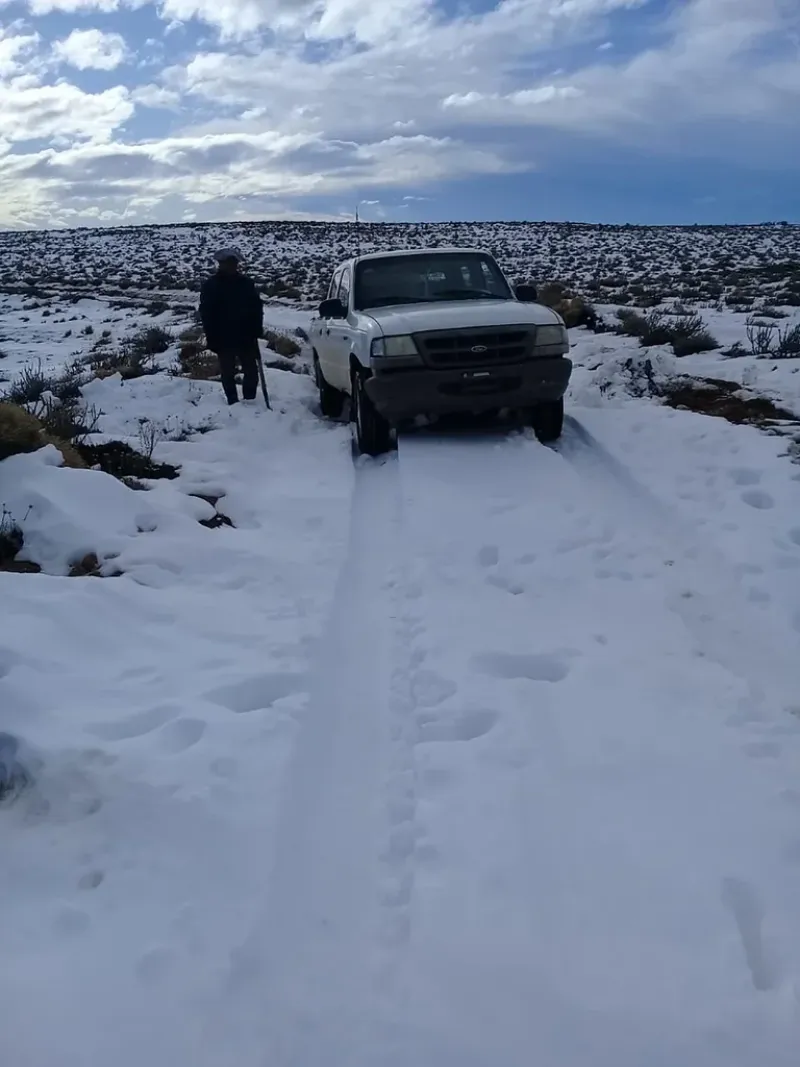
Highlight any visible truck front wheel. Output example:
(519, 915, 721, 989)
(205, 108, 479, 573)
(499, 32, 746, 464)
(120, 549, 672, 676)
(352, 370, 392, 457)
(528, 398, 564, 443)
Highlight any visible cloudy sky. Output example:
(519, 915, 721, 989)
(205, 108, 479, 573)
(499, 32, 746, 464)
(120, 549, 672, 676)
(0, 0, 798, 229)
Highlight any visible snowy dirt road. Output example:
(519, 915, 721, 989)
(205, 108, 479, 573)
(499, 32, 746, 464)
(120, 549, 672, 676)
(3, 366, 800, 1067)
(202, 415, 800, 1066)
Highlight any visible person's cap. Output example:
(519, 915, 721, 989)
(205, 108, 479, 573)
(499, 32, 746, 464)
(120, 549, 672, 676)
(215, 247, 243, 263)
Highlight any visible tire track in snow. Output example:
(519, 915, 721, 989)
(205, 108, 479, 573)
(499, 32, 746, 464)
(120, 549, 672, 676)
(552, 416, 800, 1005)
(392, 424, 800, 1059)
(554, 415, 800, 723)
(213, 451, 422, 1067)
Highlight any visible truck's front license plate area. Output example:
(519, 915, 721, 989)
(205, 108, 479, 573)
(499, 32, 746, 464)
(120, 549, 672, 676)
(439, 375, 520, 396)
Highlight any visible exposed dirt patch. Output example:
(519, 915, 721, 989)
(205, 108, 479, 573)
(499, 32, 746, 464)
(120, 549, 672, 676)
(189, 492, 235, 529)
(0, 525, 40, 573)
(662, 375, 798, 428)
(68, 552, 103, 578)
(200, 513, 234, 529)
(77, 440, 180, 481)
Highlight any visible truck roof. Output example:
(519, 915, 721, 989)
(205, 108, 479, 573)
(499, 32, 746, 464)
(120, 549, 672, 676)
(342, 247, 492, 268)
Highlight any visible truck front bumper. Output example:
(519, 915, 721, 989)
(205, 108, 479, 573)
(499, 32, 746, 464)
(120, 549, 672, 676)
(364, 356, 573, 423)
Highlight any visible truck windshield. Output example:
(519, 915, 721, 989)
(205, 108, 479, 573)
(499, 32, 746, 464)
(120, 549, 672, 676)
(353, 252, 513, 310)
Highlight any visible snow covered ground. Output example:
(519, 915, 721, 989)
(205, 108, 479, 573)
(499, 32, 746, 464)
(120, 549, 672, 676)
(3, 331, 800, 1064)
(3, 228, 800, 1064)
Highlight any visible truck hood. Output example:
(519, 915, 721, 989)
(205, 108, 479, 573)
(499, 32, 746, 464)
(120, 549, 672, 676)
(364, 299, 561, 335)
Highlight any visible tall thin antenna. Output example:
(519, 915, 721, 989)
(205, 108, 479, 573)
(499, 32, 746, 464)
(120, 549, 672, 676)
(355, 204, 361, 257)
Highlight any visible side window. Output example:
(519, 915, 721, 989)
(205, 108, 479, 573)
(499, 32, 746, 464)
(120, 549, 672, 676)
(338, 268, 351, 310)
(328, 267, 343, 300)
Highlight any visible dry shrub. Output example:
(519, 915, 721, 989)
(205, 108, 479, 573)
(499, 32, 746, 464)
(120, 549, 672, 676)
(0, 402, 43, 461)
(263, 329, 301, 357)
(535, 282, 597, 329)
(178, 343, 219, 380)
(0, 402, 87, 467)
(40, 433, 86, 468)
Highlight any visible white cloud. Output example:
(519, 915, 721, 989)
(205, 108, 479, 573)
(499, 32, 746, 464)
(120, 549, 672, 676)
(0, 28, 40, 77)
(0, 81, 133, 142)
(0, 0, 797, 227)
(131, 83, 181, 109)
(28, 0, 122, 11)
(53, 28, 130, 70)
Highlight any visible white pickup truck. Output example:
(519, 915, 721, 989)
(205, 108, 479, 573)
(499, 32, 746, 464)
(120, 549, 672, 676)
(309, 247, 572, 456)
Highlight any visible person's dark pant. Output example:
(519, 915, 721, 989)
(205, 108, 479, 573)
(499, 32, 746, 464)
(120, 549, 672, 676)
(217, 342, 259, 405)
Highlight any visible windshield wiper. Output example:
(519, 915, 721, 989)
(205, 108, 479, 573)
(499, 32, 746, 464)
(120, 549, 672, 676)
(431, 288, 509, 301)
(357, 296, 425, 308)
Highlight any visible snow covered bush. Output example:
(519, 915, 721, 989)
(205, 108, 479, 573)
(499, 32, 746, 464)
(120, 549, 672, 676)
(746, 321, 776, 356)
(615, 308, 719, 356)
(5, 362, 52, 406)
(129, 326, 172, 359)
(668, 313, 720, 357)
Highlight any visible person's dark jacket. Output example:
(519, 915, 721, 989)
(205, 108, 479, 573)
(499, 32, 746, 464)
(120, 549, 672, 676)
(199, 272, 264, 353)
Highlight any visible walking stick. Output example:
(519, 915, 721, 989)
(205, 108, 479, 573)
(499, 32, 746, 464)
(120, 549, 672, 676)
(256, 341, 271, 410)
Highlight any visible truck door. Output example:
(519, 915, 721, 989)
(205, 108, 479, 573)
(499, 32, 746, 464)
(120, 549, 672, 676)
(317, 266, 343, 385)
(326, 266, 354, 390)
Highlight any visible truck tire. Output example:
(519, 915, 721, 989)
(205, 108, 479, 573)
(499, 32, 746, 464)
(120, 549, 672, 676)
(314, 355, 345, 418)
(529, 398, 564, 443)
(352, 369, 392, 457)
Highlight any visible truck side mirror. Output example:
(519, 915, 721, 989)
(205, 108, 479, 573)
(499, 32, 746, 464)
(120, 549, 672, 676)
(319, 297, 347, 319)
(514, 284, 538, 302)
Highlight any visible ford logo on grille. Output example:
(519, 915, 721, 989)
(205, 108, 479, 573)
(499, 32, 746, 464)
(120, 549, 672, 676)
(470, 345, 488, 354)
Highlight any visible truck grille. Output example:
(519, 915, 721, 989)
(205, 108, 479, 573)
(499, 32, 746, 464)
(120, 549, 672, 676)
(413, 326, 534, 369)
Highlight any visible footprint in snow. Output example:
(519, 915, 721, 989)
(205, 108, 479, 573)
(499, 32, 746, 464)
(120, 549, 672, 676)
(209, 756, 237, 779)
(729, 468, 762, 487)
(204, 672, 307, 714)
(78, 869, 105, 891)
(721, 876, 778, 993)
(742, 740, 782, 760)
(53, 905, 91, 936)
(136, 946, 175, 987)
(0, 647, 20, 679)
(410, 670, 457, 709)
(472, 651, 571, 684)
(86, 704, 178, 741)
(486, 572, 525, 595)
(158, 717, 207, 753)
(416, 708, 499, 743)
(477, 545, 500, 568)
(741, 489, 775, 511)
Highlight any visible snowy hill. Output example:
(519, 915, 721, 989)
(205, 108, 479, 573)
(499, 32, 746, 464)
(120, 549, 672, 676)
(2, 221, 800, 1066)
(1, 219, 799, 307)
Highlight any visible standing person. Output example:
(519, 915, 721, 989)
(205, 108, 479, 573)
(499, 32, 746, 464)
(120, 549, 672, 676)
(199, 248, 264, 406)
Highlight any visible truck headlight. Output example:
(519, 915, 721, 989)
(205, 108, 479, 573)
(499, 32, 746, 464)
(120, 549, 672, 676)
(371, 335, 418, 358)
(536, 325, 568, 347)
